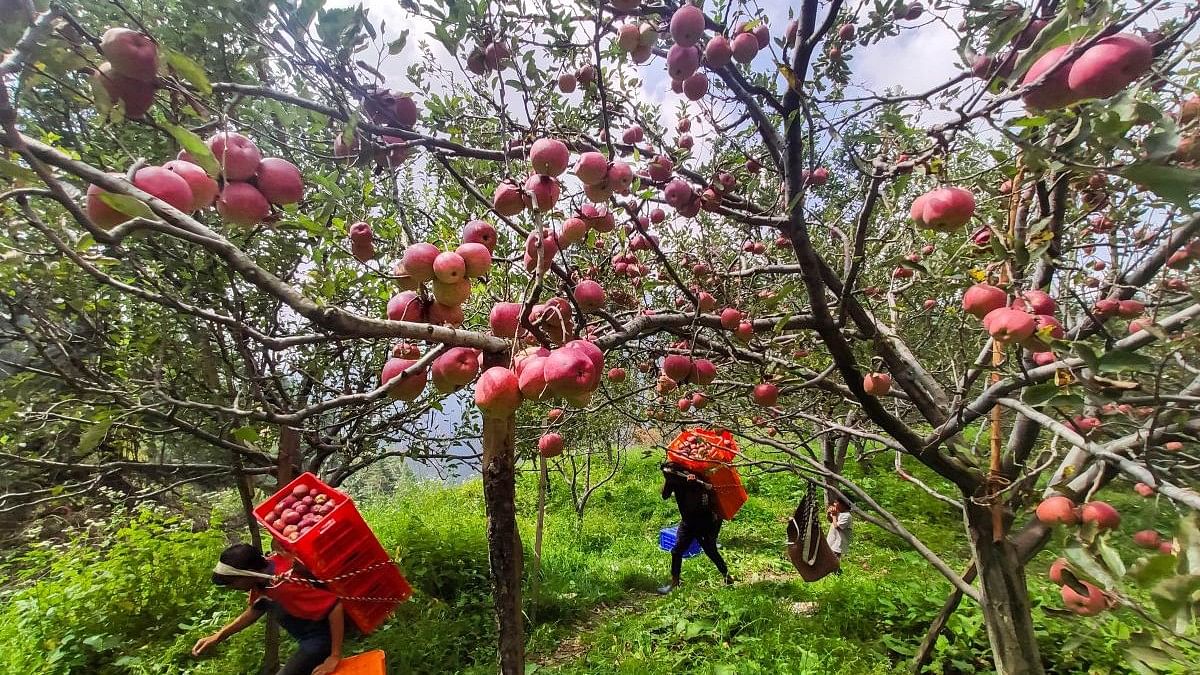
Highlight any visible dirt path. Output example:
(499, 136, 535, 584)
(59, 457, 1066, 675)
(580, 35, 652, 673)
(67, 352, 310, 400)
(533, 590, 657, 668)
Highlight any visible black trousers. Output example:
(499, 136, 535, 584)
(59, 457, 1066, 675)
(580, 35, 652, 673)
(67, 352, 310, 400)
(275, 612, 332, 675)
(671, 518, 728, 578)
(277, 646, 330, 675)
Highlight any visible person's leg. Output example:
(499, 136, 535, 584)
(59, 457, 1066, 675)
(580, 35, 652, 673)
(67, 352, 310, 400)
(697, 530, 730, 581)
(659, 523, 696, 594)
(275, 645, 330, 675)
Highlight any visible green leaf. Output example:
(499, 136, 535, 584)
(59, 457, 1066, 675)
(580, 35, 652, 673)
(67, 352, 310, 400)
(77, 420, 113, 453)
(1143, 122, 1181, 162)
(1010, 12, 1076, 78)
(1096, 537, 1127, 578)
(1097, 350, 1154, 374)
(164, 49, 211, 95)
(1022, 382, 1061, 406)
(1065, 540, 1115, 588)
(1120, 164, 1200, 208)
(1130, 554, 1177, 587)
(387, 30, 409, 55)
(232, 426, 261, 442)
(1072, 343, 1100, 372)
(1126, 646, 1175, 669)
(1149, 574, 1200, 631)
(98, 192, 154, 220)
(163, 124, 219, 177)
(284, 0, 325, 34)
(0, 155, 40, 182)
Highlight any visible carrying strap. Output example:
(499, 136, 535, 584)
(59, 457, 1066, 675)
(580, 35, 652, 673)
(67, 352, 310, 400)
(215, 559, 408, 603)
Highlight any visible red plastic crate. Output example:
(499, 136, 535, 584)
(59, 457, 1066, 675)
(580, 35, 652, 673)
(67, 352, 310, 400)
(333, 649, 386, 674)
(667, 428, 738, 473)
(254, 473, 411, 633)
(329, 563, 413, 634)
(707, 465, 748, 520)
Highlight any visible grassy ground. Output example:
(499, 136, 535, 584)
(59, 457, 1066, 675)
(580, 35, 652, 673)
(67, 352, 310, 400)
(1, 447, 1186, 673)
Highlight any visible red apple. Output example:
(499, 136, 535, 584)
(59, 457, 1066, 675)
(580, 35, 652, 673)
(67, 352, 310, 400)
(380, 357, 428, 400)
(538, 432, 564, 458)
(162, 160, 218, 211)
(431, 347, 481, 392)
(386, 291, 425, 322)
(1132, 530, 1162, 550)
(402, 242, 440, 283)
(216, 182, 271, 226)
(207, 132, 262, 181)
(463, 219, 498, 251)
(1067, 33, 1153, 101)
(910, 187, 975, 232)
(1035, 495, 1077, 526)
(863, 372, 892, 396)
(983, 308, 1036, 344)
(100, 28, 158, 82)
(529, 138, 570, 176)
(1061, 581, 1106, 616)
(254, 158, 304, 205)
(1080, 501, 1120, 531)
(475, 367, 522, 418)
(752, 382, 779, 406)
(963, 284, 1007, 318)
(92, 63, 155, 118)
(489, 302, 523, 337)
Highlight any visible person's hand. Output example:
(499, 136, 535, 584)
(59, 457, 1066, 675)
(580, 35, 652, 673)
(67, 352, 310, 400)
(311, 655, 341, 675)
(191, 634, 222, 657)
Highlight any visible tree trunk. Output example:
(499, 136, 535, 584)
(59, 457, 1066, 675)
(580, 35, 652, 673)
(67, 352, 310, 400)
(530, 454, 548, 624)
(481, 364, 524, 674)
(261, 430, 300, 674)
(964, 504, 1045, 675)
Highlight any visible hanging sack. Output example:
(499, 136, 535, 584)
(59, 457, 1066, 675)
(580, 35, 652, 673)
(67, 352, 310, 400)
(786, 482, 840, 582)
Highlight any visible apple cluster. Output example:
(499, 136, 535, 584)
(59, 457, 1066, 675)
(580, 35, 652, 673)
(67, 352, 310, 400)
(1037, 496, 1174, 616)
(91, 28, 159, 119)
(85, 131, 302, 229)
(1022, 33, 1154, 110)
(263, 483, 336, 542)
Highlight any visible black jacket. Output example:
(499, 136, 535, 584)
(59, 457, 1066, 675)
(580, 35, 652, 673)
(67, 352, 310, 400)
(661, 462, 718, 525)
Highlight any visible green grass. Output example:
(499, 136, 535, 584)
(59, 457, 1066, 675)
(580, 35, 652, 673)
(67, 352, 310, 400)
(0, 449, 1188, 673)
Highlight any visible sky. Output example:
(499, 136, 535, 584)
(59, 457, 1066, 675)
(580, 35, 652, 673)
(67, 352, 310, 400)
(328, 0, 968, 127)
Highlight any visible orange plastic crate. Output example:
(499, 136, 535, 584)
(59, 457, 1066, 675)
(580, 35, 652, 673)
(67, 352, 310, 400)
(254, 473, 411, 633)
(667, 428, 738, 473)
(333, 649, 386, 674)
(708, 465, 748, 520)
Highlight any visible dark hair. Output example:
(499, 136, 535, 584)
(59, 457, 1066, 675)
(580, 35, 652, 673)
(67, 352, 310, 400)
(835, 496, 853, 511)
(211, 543, 269, 587)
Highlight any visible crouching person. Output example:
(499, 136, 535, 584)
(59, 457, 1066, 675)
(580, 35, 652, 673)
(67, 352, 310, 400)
(192, 543, 344, 675)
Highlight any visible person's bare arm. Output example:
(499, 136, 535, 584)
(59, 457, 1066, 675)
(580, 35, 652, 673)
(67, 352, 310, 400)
(311, 603, 345, 675)
(192, 606, 264, 657)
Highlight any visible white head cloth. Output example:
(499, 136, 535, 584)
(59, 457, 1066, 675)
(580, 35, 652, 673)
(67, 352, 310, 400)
(213, 561, 277, 581)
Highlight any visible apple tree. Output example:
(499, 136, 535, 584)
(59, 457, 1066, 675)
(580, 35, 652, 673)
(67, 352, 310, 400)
(1, 0, 1199, 673)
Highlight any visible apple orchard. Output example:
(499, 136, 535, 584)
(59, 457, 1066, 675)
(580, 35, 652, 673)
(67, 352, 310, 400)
(1, 0, 1200, 674)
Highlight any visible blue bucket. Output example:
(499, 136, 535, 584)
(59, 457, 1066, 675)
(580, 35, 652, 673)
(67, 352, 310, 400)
(659, 525, 703, 558)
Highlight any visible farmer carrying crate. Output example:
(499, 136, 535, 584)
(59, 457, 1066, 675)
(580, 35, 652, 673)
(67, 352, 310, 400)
(657, 460, 734, 594)
(193, 543, 345, 675)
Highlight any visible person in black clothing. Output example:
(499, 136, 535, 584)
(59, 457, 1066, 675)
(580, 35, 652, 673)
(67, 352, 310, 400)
(658, 461, 732, 594)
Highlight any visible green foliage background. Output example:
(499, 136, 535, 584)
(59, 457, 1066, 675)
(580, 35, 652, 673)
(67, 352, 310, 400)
(2, 452, 1191, 674)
